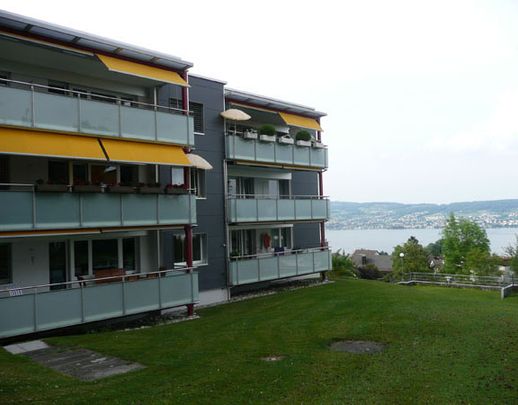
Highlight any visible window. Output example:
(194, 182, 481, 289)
(0, 156, 9, 189)
(92, 239, 118, 271)
(73, 163, 88, 185)
(120, 165, 138, 186)
(91, 164, 116, 185)
(123, 238, 136, 271)
(190, 102, 204, 134)
(230, 229, 256, 257)
(74, 241, 89, 277)
(48, 80, 69, 95)
(48, 161, 68, 184)
(173, 233, 207, 265)
(169, 98, 204, 133)
(0, 244, 12, 284)
(190, 168, 206, 198)
(91, 92, 117, 104)
(171, 167, 184, 186)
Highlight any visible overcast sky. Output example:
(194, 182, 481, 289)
(1, 0, 517, 204)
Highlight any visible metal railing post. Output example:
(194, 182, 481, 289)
(33, 287, 38, 332)
(80, 283, 85, 323)
(30, 85, 35, 127)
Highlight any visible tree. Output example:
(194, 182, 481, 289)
(441, 213, 495, 275)
(504, 235, 518, 276)
(391, 236, 429, 276)
(425, 239, 443, 256)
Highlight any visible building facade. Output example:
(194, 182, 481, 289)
(0, 10, 330, 339)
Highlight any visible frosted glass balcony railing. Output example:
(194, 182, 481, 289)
(0, 269, 198, 339)
(225, 133, 328, 169)
(0, 79, 194, 146)
(0, 186, 196, 232)
(227, 195, 329, 223)
(229, 248, 331, 286)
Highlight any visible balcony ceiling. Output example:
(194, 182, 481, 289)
(0, 35, 168, 88)
(0, 10, 192, 71)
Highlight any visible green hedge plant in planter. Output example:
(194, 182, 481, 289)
(295, 130, 312, 147)
(259, 124, 277, 142)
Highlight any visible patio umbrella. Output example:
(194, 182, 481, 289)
(220, 109, 251, 134)
(220, 109, 251, 121)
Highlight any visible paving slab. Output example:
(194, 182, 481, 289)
(4, 340, 49, 354)
(4, 342, 144, 381)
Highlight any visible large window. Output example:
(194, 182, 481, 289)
(123, 238, 136, 271)
(92, 239, 118, 271)
(0, 244, 12, 284)
(120, 165, 139, 186)
(171, 167, 184, 186)
(190, 102, 204, 134)
(74, 240, 89, 277)
(173, 234, 207, 266)
(230, 227, 292, 257)
(191, 168, 206, 198)
(48, 161, 68, 184)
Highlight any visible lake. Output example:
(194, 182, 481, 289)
(326, 228, 518, 255)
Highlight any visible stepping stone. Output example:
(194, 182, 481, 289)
(3, 341, 144, 381)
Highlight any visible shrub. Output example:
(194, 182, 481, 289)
(295, 130, 312, 142)
(357, 263, 382, 280)
(259, 124, 276, 136)
(331, 250, 357, 278)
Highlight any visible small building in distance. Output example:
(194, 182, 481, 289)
(351, 249, 393, 273)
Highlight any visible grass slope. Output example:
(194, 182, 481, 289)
(1, 280, 518, 404)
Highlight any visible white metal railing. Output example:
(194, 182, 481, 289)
(229, 247, 331, 285)
(0, 267, 195, 296)
(0, 182, 196, 231)
(0, 267, 198, 338)
(225, 132, 328, 168)
(230, 246, 330, 261)
(404, 272, 513, 288)
(0, 77, 190, 115)
(227, 194, 329, 200)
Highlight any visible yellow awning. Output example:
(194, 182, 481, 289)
(100, 138, 190, 166)
(0, 128, 106, 160)
(96, 54, 189, 87)
(279, 112, 323, 131)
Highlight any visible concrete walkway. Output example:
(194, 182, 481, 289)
(4, 340, 144, 381)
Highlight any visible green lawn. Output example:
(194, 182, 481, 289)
(1, 279, 518, 404)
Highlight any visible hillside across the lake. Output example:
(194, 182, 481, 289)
(329, 199, 518, 230)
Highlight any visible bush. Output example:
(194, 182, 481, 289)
(331, 250, 357, 278)
(357, 264, 382, 280)
(295, 130, 312, 142)
(259, 124, 276, 136)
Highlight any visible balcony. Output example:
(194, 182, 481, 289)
(227, 195, 329, 224)
(0, 269, 198, 339)
(226, 133, 328, 169)
(0, 79, 194, 146)
(229, 248, 331, 286)
(0, 186, 196, 232)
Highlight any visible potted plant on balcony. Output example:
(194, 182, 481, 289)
(164, 183, 188, 195)
(295, 130, 312, 147)
(35, 179, 69, 192)
(278, 134, 294, 145)
(312, 138, 325, 148)
(73, 181, 104, 193)
(243, 128, 258, 140)
(106, 182, 135, 193)
(137, 182, 163, 194)
(258, 124, 276, 142)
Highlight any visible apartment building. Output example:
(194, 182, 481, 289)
(0, 10, 330, 339)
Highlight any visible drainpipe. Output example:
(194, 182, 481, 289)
(181, 70, 194, 316)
